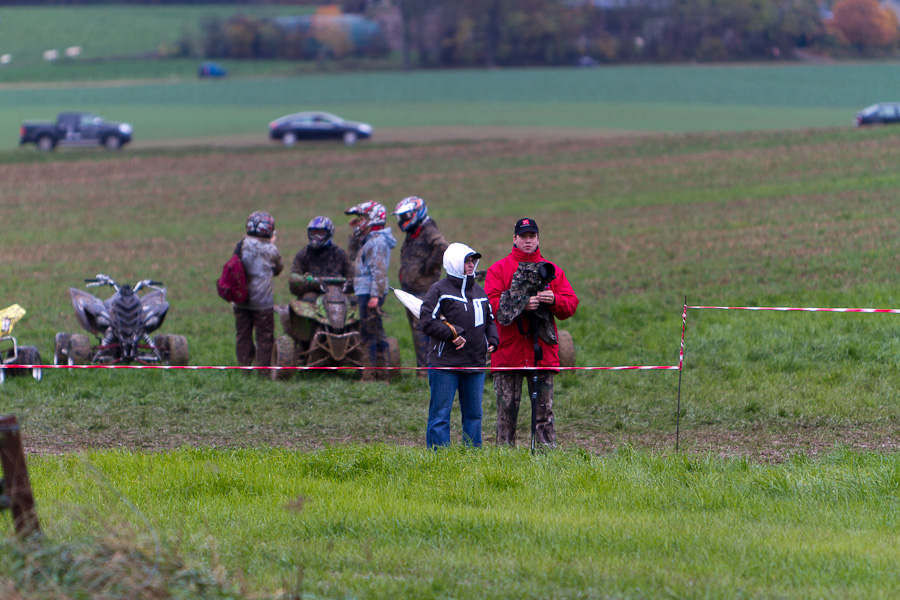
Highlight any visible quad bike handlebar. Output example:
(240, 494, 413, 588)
(289, 273, 351, 294)
(84, 274, 164, 293)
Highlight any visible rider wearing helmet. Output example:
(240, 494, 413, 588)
(289, 216, 354, 300)
(392, 196, 448, 376)
(234, 210, 283, 370)
(344, 201, 397, 381)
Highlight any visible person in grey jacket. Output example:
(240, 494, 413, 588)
(234, 211, 283, 370)
(345, 201, 397, 382)
(419, 242, 498, 447)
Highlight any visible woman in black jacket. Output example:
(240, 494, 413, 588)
(419, 242, 498, 448)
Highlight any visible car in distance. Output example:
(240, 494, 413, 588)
(20, 112, 133, 151)
(198, 61, 227, 78)
(855, 103, 900, 127)
(268, 111, 372, 147)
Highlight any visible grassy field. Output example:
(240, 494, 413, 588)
(2, 445, 894, 599)
(2, 126, 900, 452)
(3, 121, 900, 596)
(0, 5, 310, 67)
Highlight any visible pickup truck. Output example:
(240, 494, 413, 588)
(20, 112, 133, 152)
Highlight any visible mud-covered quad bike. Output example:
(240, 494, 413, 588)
(0, 304, 43, 383)
(55, 274, 188, 366)
(271, 275, 400, 381)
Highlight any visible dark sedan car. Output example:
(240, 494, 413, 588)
(268, 112, 373, 146)
(855, 103, 900, 127)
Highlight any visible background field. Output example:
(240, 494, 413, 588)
(2, 63, 892, 149)
(2, 5, 898, 145)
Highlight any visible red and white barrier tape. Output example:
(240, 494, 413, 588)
(2, 364, 679, 371)
(688, 305, 900, 313)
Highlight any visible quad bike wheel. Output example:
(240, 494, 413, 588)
(270, 335, 295, 381)
(387, 337, 402, 381)
(54, 332, 71, 365)
(152, 334, 170, 361)
(67, 334, 91, 366)
(167, 335, 189, 366)
(557, 330, 576, 368)
(1, 346, 43, 383)
(16, 346, 43, 381)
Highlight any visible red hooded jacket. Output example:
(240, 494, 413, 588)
(485, 245, 578, 372)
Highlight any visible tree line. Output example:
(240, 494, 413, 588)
(4, 0, 898, 64)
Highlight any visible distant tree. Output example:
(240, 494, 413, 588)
(829, 0, 899, 48)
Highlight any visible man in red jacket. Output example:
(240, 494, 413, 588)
(485, 218, 579, 448)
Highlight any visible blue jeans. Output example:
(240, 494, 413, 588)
(426, 369, 485, 448)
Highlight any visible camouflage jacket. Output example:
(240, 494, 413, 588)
(398, 218, 448, 295)
(497, 261, 558, 345)
(289, 243, 354, 297)
(353, 227, 397, 298)
(236, 235, 283, 311)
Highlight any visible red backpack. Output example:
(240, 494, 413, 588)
(216, 241, 248, 304)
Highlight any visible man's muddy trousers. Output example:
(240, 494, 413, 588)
(493, 371, 555, 447)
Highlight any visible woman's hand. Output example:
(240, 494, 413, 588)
(487, 344, 497, 353)
(453, 336, 466, 349)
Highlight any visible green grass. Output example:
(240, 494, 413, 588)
(7, 445, 898, 599)
(0, 5, 309, 67)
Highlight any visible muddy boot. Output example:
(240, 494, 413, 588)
(376, 350, 392, 382)
(360, 354, 378, 383)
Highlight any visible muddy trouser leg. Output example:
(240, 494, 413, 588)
(532, 372, 556, 448)
(405, 306, 430, 376)
(234, 307, 256, 367)
(253, 309, 275, 368)
(359, 295, 388, 381)
(493, 372, 523, 446)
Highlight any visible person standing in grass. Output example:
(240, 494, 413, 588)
(420, 243, 498, 448)
(234, 210, 283, 371)
(485, 218, 578, 449)
(345, 201, 397, 382)
(392, 196, 448, 379)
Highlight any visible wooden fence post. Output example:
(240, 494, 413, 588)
(0, 414, 41, 537)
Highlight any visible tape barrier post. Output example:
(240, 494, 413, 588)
(676, 296, 687, 453)
(0, 415, 41, 537)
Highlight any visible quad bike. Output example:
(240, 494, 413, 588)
(0, 304, 43, 383)
(271, 275, 400, 381)
(55, 274, 188, 366)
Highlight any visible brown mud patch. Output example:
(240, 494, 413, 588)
(22, 422, 900, 463)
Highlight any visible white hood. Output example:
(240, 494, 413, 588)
(443, 242, 480, 279)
